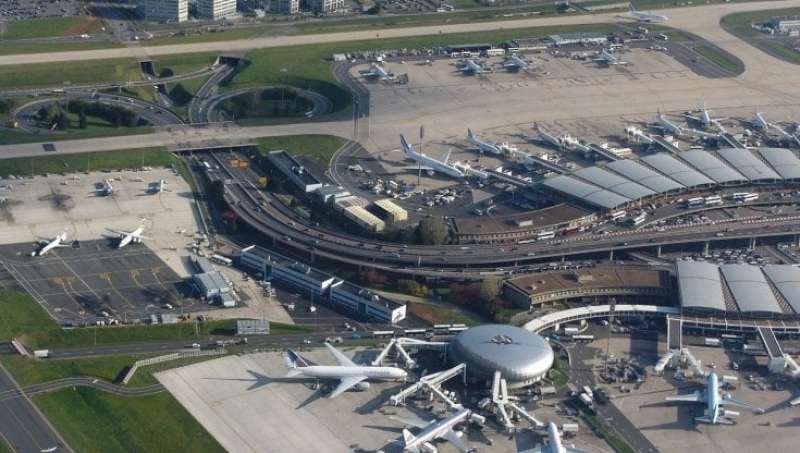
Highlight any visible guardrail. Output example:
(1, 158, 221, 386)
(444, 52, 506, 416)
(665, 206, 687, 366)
(122, 348, 225, 385)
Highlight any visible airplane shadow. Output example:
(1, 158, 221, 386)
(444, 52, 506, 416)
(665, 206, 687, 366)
(201, 369, 317, 392)
(776, 417, 800, 428)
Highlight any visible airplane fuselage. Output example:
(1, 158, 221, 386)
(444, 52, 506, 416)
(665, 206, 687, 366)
(117, 226, 145, 249)
(292, 365, 406, 381)
(707, 372, 720, 423)
(37, 232, 68, 256)
(405, 408, 470, 452)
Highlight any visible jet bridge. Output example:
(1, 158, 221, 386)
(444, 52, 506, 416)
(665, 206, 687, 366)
(758, 326, 788, 373)
(651, 136, 682, 154)
(667, 317, 683, 351)
(372, 337, 448, 369)
(489, 371, 544, 433)
(719, 133, 746, 149)
(389, 363, 466, 407)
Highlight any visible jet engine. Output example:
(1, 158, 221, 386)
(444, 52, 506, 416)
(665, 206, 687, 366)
(354, 382, 371, 391)
(421, 442, 438, 453)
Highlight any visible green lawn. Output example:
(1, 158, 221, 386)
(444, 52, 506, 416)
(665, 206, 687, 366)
(151, 54, 218, 77)
(720, 7, 800, 64)
(693, 44, 742, 73)
(0, 437, 10, 453)
(2, 16, 104, 40)
(255, 135, 346, 166)
(34, 388, 225, 453)
(0, 355, 140, 387)
(0, 58, 141, 90)
(0, 291, 310, 349)
(0, 147, 172, 178)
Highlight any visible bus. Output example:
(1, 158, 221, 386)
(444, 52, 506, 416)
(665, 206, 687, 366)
(372, 330, 395, 338)
(403, 328, 427, 336)
(537, 230, 556, 241)
(704, 195, 722, 206)
(433, 324, 452, 334)
(518, 239, 536, 245)
(686, 197, 704, 208)
(448, 326, 468, 333)
(629, 212, 647, 226)
(732, 192, 751, 201)
(742, 193, 759, 202)
(572, 334, 595, 342)
(611, 210, 627, 221)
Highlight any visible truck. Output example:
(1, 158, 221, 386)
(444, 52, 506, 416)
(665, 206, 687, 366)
(579, 393, 594, 409)
(704, 338, 721, 347)
(564, 327, 580, 335)
(561, 423, 579, 433)
(33, 350, 50, 359)
(582, 386, 594, 400)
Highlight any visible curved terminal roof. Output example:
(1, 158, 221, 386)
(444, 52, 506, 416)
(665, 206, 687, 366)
(640, 153, 715, 188)
(717, 148, 781, 182)
(676, 261, 726, 312)
(762, 265, 800, 313)
(606, 159, 684, 193)
(573, 166, 655, 200)
(540, 175, 630, 209)
(755, 148, 800, 180)
(720, 264, 783, 314)
(449, 324, 554, 383)
(679, 150, 746, 184)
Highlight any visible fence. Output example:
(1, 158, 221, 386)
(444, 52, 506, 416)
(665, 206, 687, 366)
(122, 348, 225, 385)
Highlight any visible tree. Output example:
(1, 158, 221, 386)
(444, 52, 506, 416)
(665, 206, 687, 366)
(479, 277, 501, 304)
(53, 112, 69, 130)
(417, 217, 449, 245)
(208, 180, 226, 205)
(36, 106, 49, 122)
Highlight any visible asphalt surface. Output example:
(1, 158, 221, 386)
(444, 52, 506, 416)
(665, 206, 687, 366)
(1, 1, 799, 66)
(0, 362, 70, 453)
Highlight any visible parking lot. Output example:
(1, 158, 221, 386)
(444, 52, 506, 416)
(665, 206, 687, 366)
(0, 0, 86, 20)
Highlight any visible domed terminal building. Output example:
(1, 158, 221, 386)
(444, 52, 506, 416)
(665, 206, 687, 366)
(448, 324, 554, 389)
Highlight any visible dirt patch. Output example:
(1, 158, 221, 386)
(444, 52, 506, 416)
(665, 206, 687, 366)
(63, 16, 103, 37)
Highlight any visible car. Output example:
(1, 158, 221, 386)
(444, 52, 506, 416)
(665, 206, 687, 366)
(303, 339, 312, 344)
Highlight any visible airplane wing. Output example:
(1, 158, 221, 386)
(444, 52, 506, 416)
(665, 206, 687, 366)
(401, 165, 435, 172)
(789, 395, 800, 406)
(441, 429, 468, 453)
(325, 342, 356, 367)
(696, 415, 735, 425)
(106, 229, 130, 236)
(665, 390, 704, 403)
(329, 376, 367, 398)
(721, 395, 764, 413)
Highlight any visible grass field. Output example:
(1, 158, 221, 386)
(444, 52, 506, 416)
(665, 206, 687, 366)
(34, 388, 225, 453)
(721, 7, 800, 64)
(0, 291, 310, 349)
(0, 355, 141, 387)
(151, 54, 218, 77)
(693, 44, 742, 73)
(406, 301, 480, 325)
(0, 146, 171, 177)
(3, 16, 104, 40)
(0, 58, 141, 90)
(255, 134, 345, 166)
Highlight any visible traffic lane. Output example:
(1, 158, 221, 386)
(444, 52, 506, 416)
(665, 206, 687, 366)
(0, 363, 65, 453)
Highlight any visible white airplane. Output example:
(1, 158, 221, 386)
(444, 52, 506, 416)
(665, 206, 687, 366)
(362, 63, 396, 81)
(503, 54, 537, 72)
(746, 112, 770, 130)
(684, 104, 724, 130)
(665, 372, 763, 425)
(394, 407, 484, 453)
(534, 123, 563, 149)
(400, 134, 466, 179)
(457, 59, 488, 75)
(467, 128, 504, 155)
(99, 179, 115, 196)
(31, 231, 72, 256)
(593, 49, 628, 66)
(655, 110, 684, 136)
(285, 343, 407, 398)
(627, 3, 668, 23)
(522, 422, 590, 453)
(107, 223, 149, 249)
(789, 395, 800, 407)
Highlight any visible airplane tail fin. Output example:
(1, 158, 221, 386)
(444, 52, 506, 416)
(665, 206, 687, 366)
(444, 148, 452, 164)
(400, 134, 412, 154)
(285, 350, 311, 369)
(402, 428, 416, 446)
(629, 2, 635, 12)
(467, 128, 474, 139)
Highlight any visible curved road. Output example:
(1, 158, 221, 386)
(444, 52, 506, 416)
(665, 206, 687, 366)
(0, 378, 165, 404)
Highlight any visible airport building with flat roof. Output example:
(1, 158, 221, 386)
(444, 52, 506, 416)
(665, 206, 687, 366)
(504, 265, 672, 309)
(194, 271, 233, 301)
(452, 204, 595, 244)
(239, 245, 405, 323)
(197, 0, 238, 20)
(137, 0, 188, 22)
(329, 281, 406, 324)
(267, 150, 323, 193)
(343, 206, 385, 232)
(448, 324, 553, 388)
(373, 199, 408, 223)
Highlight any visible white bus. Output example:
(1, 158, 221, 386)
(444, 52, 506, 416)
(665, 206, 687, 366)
(630, 212, 647, 226)
(611, 210, 627, 221)
(732, 192, 750, 201)
(704, 195, 722, 206)
(686, 197, 704, 208)
(743, 193, 759, 202)
(537, 230, 556, 241)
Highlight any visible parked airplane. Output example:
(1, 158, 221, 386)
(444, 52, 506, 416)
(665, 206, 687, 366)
(655, 110, 684, 136)
(467, 128, 503, 155)
(664, 372, 764, 424)
(31, 231, 73, 256)
(746, 112, 770, 130)
(393, 407, 484, 453)
(362, 63, 396, 81)
(627, 3, 668, 23)
(593, 49, 628, 66)
(683, 103, 725, 130)
(503, 54, 537, 72)
(107, 223, 149, 249)
(400, 134, 466, 179)
(285, 343, 407, 398)
(522, 422, 590, 453)
(457, 59, 488, 75)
